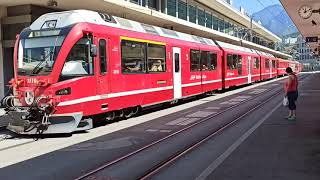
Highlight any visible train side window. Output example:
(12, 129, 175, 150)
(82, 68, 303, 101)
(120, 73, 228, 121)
(233, 54, 238, 70)
(209, 52, 217, 71)
(147, 44, 166, 73)
(201, 51, 217, 71)
(254, 57, 260, 69)
(121, 40, 146, 74)
(61, 38, 94, 77)
(272, 60, 276, 68)
(237, 55, 242, 76)
(190, 49, 201, 71)
(265, 59, 270, 68)
(99, 39, 107, 74)
(200, 51, 209, 71)
(227, 54, 234, 69)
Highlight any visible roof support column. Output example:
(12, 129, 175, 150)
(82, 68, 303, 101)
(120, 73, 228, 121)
(0, 6, 7, 99)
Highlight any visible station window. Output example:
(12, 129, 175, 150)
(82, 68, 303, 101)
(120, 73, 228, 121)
(121, 40, 146, 73)
(205, 12, 212, 29)
(201, 51, 217, 71)
(190, 49, 201, 71)
(148, 0, 158, 10)
(188, 5, 197, 23)
(167, 0, 177, 17)
(265, 59, 270, 68)
(219, 18, 225, 33)
(272, 60, 276, 68)
(147, 44, 166, 73)
(178, 0, 187, 20)
(61, 38, 94, 77)
(198, 9, 205, 26)
(99, 39, 107, 74)
(212, 16, 219, 30)
(254, 57, 260, 69)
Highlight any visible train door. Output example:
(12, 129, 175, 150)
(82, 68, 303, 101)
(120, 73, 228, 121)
(96, 38, 110, 109)
(269, 60, 272, 78)
(173, 47, 182, 99)
(248, 56, 252, 83)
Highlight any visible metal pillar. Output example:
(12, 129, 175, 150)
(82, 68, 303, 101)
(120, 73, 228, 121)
(0, 6, 7, 100)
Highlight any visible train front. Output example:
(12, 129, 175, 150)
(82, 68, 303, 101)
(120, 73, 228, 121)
(3, 11, 98, 134)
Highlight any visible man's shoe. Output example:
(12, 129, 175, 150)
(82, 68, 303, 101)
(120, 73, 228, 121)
(288, 116, 296, 121)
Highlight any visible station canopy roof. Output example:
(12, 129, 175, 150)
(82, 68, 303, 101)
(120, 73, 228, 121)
(280, 0, 320, 55)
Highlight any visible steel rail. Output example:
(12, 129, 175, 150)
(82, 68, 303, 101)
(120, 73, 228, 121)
(75, 76, 307, 180)
(139, 74, 309, 179)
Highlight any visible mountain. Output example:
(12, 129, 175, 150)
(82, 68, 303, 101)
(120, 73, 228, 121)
(252, 4, 297, 37)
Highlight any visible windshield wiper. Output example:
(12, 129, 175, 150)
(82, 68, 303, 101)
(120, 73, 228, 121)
(31, 51, 53, 75)
(31, 36, 59, 75)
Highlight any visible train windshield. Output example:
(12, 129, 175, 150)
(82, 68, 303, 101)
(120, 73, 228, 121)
(17, 35, 65, 76)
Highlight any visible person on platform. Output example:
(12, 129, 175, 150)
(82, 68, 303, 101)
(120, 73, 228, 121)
(284, 67, 298, 120)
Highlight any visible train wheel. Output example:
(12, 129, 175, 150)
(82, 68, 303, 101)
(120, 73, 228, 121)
(105, 111, 115, 121)
(132, 106, 140, 115)
(124, 108, 134, 118)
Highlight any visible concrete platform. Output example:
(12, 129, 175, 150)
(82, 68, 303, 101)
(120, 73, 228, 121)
(0, 108, 8, 128)
(203, 73, 320, 180)
(0, 73, 319, 180)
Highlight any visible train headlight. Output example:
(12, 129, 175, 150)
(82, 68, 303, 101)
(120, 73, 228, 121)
(55, 87, 71, 96)
(24, 91, 35, 105)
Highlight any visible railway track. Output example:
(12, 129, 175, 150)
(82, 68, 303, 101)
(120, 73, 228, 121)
(75, 74, 309, 180)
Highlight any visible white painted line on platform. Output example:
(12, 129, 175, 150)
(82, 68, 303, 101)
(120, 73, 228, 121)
(0, 76, 288, 168)
(205, 107, 220, 110)
(166, 118, 190, 126)
(177, 118, 200, 126)
(236, 95, 252, 99)
(186, 111, 215, 118)
(146, 129, 158, 132)
(195, 102, 282, 180)
(159, 130, 172, 133)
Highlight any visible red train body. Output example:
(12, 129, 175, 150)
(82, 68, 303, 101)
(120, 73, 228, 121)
(3, 10, 301, 134)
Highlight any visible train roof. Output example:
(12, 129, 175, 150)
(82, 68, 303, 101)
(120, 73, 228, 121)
(215, 40, 259, 55)
(255, 50, 275, 58)
(30, 9, 218, 47)
(30, 9, 278, 57)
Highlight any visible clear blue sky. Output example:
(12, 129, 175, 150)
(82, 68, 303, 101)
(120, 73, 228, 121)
(232, 0, 281, 15)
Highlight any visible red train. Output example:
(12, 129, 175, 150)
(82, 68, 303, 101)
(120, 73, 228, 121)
(3, 10, 301, 134)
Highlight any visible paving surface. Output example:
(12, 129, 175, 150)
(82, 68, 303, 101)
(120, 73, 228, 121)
(0, 108, 8, 127)
(0, 73, 319, 180)
(206, 73, 320, 180)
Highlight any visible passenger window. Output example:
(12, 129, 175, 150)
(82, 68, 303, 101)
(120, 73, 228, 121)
(265, 59, 270, 68)
(227, 54, 234, 69)
(233, 54, 238, 70)
(147, 44, 166, 73)
(200, 51, 209, 71)
(190, 49, 201, 71)
(272, 60, 276, 68)
(174, 53, 180, 72)
(121, 40, 146, 73)
(61, 38, 93, 76)
(99, 39, 107, 74)
(201, 51, 217, 71)
(254, 57, 260, 69)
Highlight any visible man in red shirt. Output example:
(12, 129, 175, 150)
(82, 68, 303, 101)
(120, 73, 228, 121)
(284, 67, 298, 120)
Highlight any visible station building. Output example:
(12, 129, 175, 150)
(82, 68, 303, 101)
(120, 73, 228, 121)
(0, 0, 290, 99)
